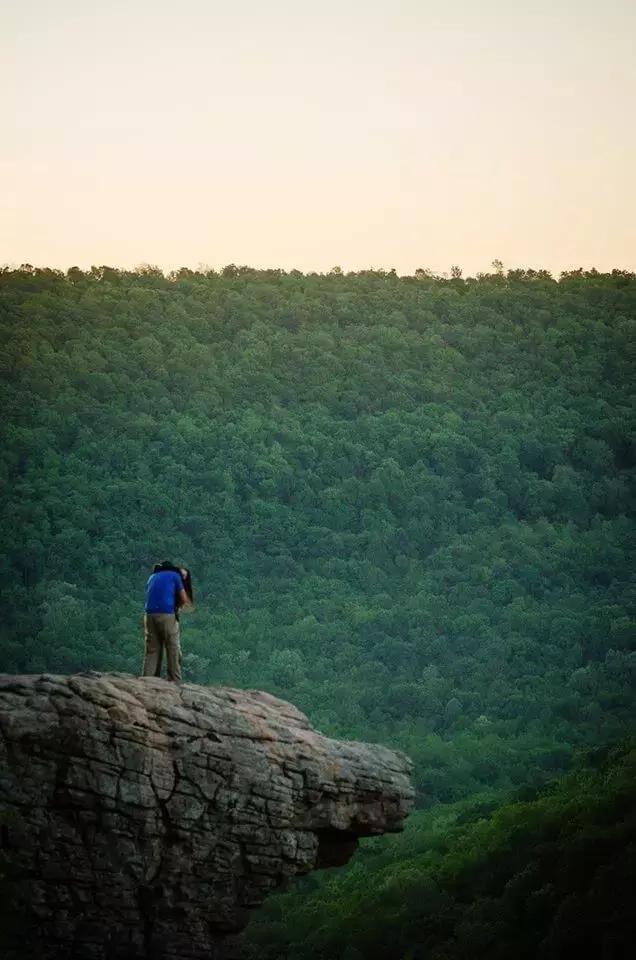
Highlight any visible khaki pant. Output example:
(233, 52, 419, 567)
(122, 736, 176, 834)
(142, 613, 182, 682)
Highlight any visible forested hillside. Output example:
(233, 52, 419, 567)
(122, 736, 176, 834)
(246, 740, 636, 960)
(1, 265, 634, 805)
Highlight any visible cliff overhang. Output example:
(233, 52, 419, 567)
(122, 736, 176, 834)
(0, 672, 413, 959)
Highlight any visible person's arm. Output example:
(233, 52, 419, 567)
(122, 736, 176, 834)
(177, 587, 191, 609)
(174, 571, 192, 610)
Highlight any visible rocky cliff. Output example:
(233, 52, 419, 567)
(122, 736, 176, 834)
(0, 672, 413, 959)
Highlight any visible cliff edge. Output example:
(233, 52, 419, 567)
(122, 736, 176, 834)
(0, 672, 413, 959)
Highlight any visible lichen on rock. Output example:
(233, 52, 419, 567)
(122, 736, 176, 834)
(0, 672, 413, 959)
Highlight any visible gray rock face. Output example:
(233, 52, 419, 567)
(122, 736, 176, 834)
(0, 672, 413, 959)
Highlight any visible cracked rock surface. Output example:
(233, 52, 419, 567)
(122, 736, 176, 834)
(0, 672, 413, 959)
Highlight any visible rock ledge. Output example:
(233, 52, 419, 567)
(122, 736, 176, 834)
(0, 672, 413, 959)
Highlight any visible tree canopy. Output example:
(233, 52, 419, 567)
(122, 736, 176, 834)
(1, 264, 634, 807)
(246, 740, 636, 960)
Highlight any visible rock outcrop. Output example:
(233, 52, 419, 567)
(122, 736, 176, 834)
(0, 672, 413, 959)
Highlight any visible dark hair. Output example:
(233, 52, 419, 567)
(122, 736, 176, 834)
(180, 568, 194, 603)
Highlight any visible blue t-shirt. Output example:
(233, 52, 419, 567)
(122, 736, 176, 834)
(145, 570, 184, 614)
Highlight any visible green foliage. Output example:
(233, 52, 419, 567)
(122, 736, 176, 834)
(246, 741, 636, 959)
(0, 265, 634, 806)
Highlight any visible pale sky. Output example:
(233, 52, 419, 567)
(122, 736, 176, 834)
(1, 0, 635, 275)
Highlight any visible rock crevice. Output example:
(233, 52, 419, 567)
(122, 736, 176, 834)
(0, 672, 413, 959)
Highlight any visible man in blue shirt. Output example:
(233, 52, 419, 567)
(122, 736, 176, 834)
(142, 561, 191, 682)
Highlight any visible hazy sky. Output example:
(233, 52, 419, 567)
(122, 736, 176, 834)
(2, 0, 635, 275)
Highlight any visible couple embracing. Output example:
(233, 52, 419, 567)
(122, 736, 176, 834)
(142, 560, 194, 683)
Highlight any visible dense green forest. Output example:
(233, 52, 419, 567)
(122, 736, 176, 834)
(1, 263, 634, 955)
(1, 265, 634, 803)
(246, 740, 636, 960)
